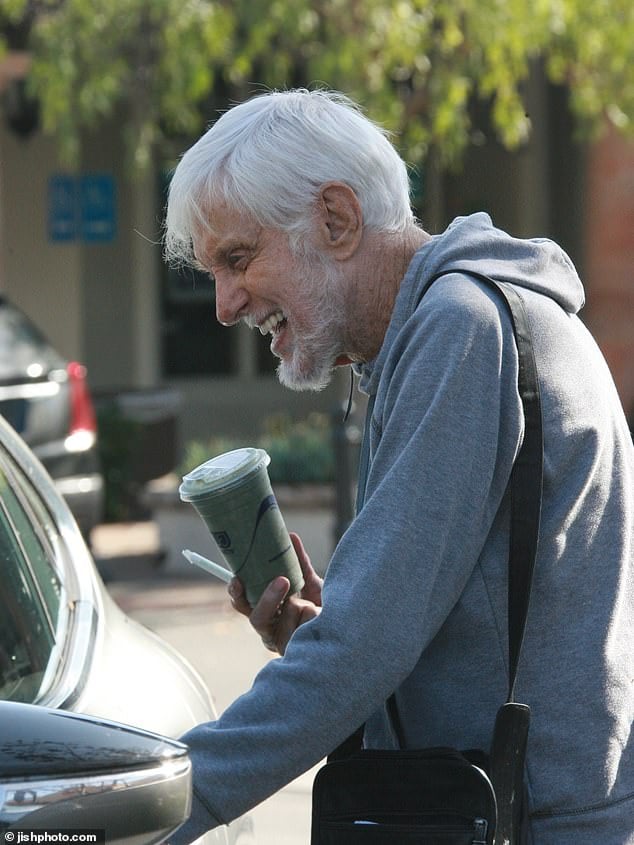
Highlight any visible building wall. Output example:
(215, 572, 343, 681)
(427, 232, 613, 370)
(427, 70, 550, 240)
(0, 120, 162, 397)
(79, 122, 142, 390)
(0, 126, 82, 360)
(584, 127, 634, 421)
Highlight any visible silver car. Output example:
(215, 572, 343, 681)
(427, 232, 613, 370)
(0, 296, 103, 536)
(0, 414, 253, 843)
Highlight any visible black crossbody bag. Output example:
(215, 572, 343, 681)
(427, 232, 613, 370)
(311, 271, 543, 845)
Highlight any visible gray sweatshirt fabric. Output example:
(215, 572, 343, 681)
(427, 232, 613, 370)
(172, 213, 634, 844)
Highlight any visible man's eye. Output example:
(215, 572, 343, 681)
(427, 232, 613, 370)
(228, 253, 246, 269)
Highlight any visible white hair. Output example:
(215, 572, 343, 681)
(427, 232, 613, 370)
(164, 88, 415, 266)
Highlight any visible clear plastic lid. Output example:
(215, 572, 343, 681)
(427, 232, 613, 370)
(179, 447, 270, 500)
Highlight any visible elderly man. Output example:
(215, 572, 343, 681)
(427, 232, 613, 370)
(164, 89, 634, 844)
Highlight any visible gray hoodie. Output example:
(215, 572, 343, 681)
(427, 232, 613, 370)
(173, 214, 634, 844)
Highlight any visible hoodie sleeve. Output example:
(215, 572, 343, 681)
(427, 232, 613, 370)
(169, 275, 523, 844)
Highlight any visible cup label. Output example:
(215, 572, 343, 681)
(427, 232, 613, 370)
(212, 530, 232, 550)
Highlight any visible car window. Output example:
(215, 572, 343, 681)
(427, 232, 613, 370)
(0, 451, 66, 703)
(0, 300, 63, 378)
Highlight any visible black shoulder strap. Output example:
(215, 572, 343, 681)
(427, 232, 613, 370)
(332, 268, 543, 767)
(425, 269, 543, 702)
(424, 269, 542, 845)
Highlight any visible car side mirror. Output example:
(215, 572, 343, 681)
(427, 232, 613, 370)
(0, 701, 191, 844)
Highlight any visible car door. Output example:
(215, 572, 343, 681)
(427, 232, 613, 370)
(0, 444, 74, 705)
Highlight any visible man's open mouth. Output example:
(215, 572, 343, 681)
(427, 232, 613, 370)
(258, 310, 287, 336)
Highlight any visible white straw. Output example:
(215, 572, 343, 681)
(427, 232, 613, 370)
(182, 549, 233, 583)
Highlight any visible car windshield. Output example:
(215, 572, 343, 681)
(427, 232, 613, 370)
(0, 448, 68, 703)
(0, 301, 63, 380)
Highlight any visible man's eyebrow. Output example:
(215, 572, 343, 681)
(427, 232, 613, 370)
(192, 243, 226, 269)
(194, 228, 260, 269)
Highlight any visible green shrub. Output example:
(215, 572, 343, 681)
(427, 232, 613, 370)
(180, 412, 335, 484)
(96, 401, 143, 522)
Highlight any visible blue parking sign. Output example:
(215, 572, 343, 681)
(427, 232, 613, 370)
(80, 174, 117, 242)
(48, 174, 78, 242)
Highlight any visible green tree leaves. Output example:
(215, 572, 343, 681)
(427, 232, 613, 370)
(16, 0, 234, 165)
(3, 0, 632, 168)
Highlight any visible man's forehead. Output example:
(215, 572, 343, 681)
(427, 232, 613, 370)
(198, 199, 257, 235)
(192, 203, 261, 254)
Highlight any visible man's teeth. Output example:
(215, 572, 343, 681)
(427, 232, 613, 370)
(259, 311, 285, 335)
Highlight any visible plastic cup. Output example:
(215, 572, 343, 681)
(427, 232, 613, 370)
(179, 447, 304, 606)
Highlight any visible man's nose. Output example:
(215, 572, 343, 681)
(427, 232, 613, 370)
(214, 274, 249, 326)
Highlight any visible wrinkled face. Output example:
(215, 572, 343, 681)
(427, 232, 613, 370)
(192, 204, 347, 391)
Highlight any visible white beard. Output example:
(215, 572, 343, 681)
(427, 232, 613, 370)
(276, 254, 348, 392)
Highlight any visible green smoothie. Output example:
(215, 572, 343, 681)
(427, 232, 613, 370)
(179, 447, 304, 606)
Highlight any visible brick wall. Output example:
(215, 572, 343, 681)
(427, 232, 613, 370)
(584, 126, 634, 422)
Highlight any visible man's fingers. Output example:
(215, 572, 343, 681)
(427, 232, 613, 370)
(290, 532, 323, 605)
(228, 577, 251, 617)
(266, 598, 322, 656)
(290, 531, 310, 566)
(249, 576, 291, 635)
(226, 537, 323, 655)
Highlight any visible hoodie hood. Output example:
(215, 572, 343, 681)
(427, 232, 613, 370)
(359, 213, 585, 394)
(415, 213, 585, 312)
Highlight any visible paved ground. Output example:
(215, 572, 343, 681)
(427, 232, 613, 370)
(93, 521, 318, 845)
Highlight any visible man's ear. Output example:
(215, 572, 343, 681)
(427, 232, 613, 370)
(316, 182, 363, 260)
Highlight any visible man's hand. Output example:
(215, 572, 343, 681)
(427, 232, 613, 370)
(228, 532, 323, 655)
